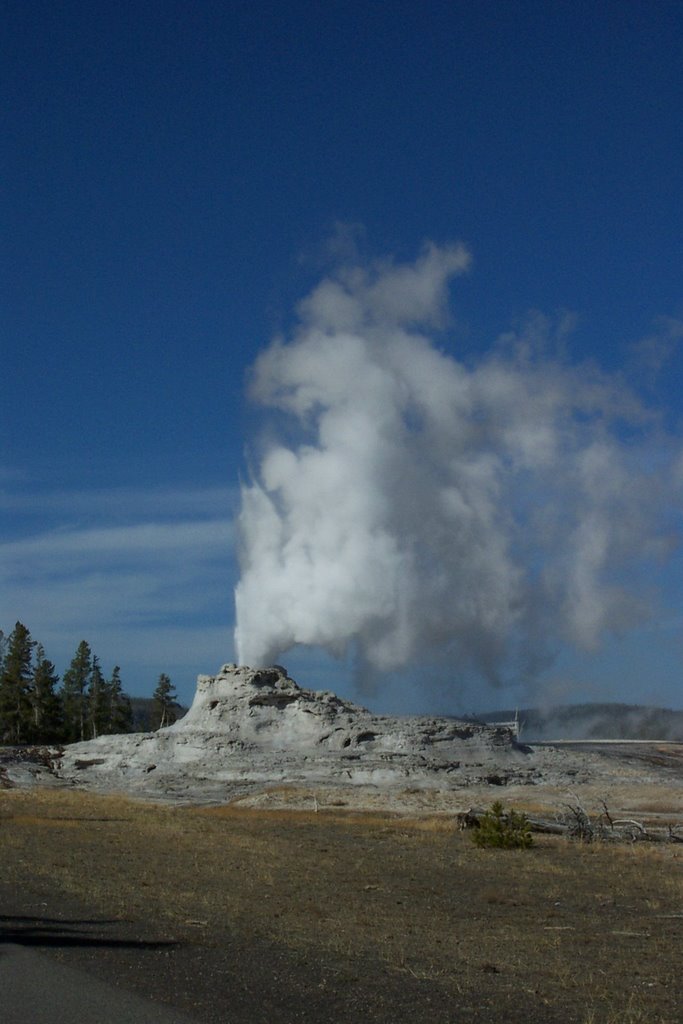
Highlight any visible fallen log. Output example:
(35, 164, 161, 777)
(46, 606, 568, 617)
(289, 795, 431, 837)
(457, 806, 683, 844)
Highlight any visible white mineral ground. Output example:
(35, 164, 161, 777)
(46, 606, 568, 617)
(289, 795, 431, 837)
(7, 664, 681, 819)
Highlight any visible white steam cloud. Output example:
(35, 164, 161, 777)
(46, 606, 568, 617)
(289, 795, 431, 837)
(234, 242, 680, 686)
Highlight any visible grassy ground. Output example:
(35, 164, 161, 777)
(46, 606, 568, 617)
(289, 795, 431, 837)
(1, 786, 681, 1023)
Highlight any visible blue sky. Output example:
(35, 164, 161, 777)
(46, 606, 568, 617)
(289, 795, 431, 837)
(2, 1, 682, 712)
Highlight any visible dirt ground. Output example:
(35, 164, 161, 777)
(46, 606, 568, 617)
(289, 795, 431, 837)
(0, 783, 681, 1024)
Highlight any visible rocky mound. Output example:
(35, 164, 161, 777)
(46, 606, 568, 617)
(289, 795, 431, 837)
(39, 664, 535, 801)
(15, 664, 646, 805)
(171, 664, 512, 754)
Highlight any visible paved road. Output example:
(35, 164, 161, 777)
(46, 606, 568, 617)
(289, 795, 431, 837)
(0, 942, 201, 1024)
(0, 885, 205, 1024)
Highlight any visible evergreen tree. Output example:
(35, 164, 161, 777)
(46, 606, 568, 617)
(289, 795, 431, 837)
(30, 644, 63, 742)
(152, 673, 177, 729)
(62, 640, 92, 742)
(87, 655, 109, 739)
(107, 665, 133, 734)
(0, 622, 35, 744)
(0, 629, 7, 722)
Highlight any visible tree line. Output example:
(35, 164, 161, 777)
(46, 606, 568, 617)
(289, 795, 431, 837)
(0, 621, 177, 745)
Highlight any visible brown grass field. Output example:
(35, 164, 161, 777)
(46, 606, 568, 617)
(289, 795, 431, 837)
(0, 785, 681, 1023)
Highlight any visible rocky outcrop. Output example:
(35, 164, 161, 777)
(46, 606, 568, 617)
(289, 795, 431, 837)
(40, 664, 622, 804)
(172, 664, 510, 754)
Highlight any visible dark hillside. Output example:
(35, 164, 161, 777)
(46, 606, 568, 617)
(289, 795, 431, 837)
(129, 697, 187, 733)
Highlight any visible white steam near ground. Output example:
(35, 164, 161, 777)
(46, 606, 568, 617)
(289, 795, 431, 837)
(234, 242, 682, 696)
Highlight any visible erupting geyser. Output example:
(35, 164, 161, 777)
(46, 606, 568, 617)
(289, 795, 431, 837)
(234, 241, 681, 691)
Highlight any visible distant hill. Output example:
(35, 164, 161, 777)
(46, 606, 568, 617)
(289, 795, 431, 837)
(129, 697, 188, 733)
(477, 703, 683, 741)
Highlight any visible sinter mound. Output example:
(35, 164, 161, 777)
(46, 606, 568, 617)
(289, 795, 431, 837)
(5, 664, 670, 804)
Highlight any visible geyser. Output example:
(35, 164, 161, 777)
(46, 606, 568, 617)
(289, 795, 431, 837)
(234, 241, 681, 688)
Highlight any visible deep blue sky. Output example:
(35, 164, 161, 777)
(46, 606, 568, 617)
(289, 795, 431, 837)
(2, 1, 682, 711)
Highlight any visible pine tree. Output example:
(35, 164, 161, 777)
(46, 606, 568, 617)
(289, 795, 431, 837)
(0, 622, 35, 744)
(152, 673, 177, 729)
(0, 629, 7, 720)
(62, 640, 92, 742)
(30, 644, 63, 742)
(87, 655, 109, 739)
(107, 665, 133, 734)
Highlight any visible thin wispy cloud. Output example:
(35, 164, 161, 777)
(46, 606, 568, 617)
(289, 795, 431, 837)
(3, 519, 232, 563)
(0, 482, 238, 699)
(0, 483, 235, 519)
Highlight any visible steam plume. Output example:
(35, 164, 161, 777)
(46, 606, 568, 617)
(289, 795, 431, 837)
(234, 242, 680, 686)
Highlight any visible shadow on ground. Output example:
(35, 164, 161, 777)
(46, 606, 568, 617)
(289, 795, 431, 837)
(0, 913, 179, 951)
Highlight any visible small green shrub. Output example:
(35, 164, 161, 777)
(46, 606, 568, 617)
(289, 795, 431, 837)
(471, 800, 533, 849)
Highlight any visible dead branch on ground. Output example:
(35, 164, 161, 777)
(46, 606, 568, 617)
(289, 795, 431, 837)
(457, 803, 683, 844)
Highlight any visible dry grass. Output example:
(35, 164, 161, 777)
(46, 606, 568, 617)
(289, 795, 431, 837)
(1, 786, 681, 1023)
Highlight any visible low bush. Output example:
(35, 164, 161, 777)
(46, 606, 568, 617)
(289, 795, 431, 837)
(471, 800, 533, 849)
